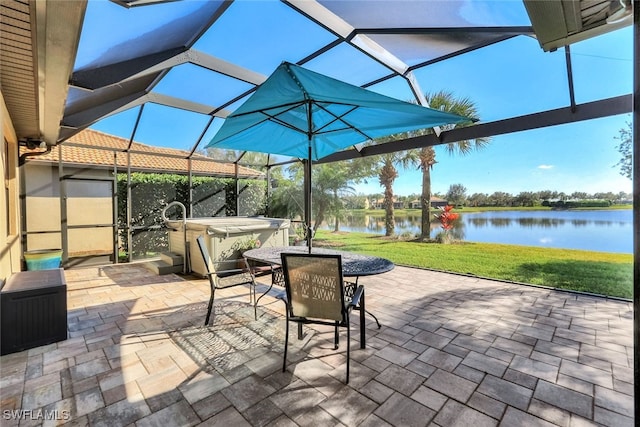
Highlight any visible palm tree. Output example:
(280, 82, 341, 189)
(271, 160, 366, 235)
(614, 120, 632, 180)
(417, 91, 490, 240)
(267, 165, 304, 220)
(377, 150, 419, 236)
(312, 163, 349, 233)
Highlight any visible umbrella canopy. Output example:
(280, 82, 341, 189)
(206, 62, 469, 249)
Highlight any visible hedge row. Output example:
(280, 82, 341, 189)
(117, 173, 266, 259)
(542, 200, 612, 209)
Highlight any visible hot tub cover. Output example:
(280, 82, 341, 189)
(165, 217, 290, 235)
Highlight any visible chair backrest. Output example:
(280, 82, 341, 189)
(281, 253, 345, 322)
(196, 235, 213, 275)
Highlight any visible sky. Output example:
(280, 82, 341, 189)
(354, 27, 634, 197)
(82, 1, 634, 198)
(357, 114, 632, 197)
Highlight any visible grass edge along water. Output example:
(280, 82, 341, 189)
(313, 230, 633, 299)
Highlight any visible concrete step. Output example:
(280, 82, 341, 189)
(160, 252, 183, 266)
(144, 260, 183, 275)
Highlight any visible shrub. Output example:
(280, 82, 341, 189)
(544, 199, 611, 209)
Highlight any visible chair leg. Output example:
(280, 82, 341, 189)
(204, 288, 216, 326)
(252, 283, 256, 306)
(346, 316, 351, 384)
(283, 311, 290, 373)
(368, 310, 382, 329)
(252, 284, 257, 320)
(360, 289, 366, 348)
(254, 282, 275, 321)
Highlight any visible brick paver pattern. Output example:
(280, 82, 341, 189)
(0, 263, 633, 426)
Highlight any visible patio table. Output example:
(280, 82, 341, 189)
(243, 246, 395, 277)
(243, 246, 394, 328)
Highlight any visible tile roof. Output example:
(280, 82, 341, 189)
(20, 129, 263, 178)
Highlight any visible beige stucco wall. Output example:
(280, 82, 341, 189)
(23, 163, 62, 251)
(0, 92, 23, 280)
(64, 176, 113, 256)
(23, 163, 114, 257)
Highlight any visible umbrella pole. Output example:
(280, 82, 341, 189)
(305, 144, 312, 253)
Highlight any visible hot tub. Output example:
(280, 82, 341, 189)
(166, 216, 290, 276)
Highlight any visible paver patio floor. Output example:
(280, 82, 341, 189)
(0, 263, 634, 426)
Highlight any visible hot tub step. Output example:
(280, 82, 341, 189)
(160, 252, 184, 266)
(145, 260, 183, 275)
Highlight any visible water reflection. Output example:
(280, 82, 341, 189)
(322, 210, 632, 253)
(466, 217, 626, 229)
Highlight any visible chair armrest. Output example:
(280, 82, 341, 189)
(210, 260, 256, 288)
(248, 261, 280, 277)
(216, 268, 251, 278)
(348, 285, 364, 308)
(211, 258, 254, 278)
(210, 258, 248, 268)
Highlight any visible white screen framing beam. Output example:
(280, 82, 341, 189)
(317, 95, 632, 163)
(70, 48, 266, 90)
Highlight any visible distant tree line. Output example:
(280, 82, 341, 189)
(461, 189, 631, 208)
(343, 185, 632, 210)
(458, 188, 632, 208)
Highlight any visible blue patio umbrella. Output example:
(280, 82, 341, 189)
(206, 62, 468, 251)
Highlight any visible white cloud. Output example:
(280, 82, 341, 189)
(537, 164, 554, 170)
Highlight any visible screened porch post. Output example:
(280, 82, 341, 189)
(58, 144, 67, 267)
(188, 158, 193, 218)
(235, 162, 240, 216)
(632, 2, 639, 420)
(266, 165, 272, 217)
(305, 99, 313, 253)
(126, 151, 132, 263)
(304, 154, 312, 252)
(113, 153, 118, 264)
(125, 106, 143, 262)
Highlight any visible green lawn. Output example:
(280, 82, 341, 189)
(313, 230, 633, 299)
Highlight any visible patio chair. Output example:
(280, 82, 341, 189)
(252, 262, 286, 312)
(279, 253, 365, 384)
(196, 235, 257, 325)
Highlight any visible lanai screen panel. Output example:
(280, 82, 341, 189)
(73, 1, 225, 72)
(318, 0, 534, 67)
(61, 0, 631, 166)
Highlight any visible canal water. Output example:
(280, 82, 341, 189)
(322, 209, 632, 254)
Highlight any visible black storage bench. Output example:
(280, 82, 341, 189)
(1, 268, 67, 355)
